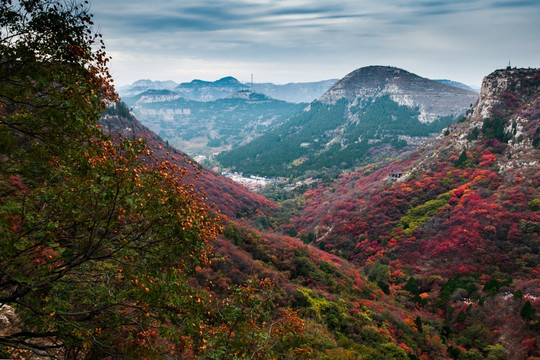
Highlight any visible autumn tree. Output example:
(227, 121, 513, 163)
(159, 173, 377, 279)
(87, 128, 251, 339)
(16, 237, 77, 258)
(0, 0, 219, 357)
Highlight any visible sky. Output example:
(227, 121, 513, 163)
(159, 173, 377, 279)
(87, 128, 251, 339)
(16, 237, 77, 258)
(90, 0, 540, 89)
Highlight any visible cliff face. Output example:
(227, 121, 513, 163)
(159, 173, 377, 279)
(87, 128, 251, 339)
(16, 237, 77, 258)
(319, 66, 478, 123)
(464, 68, 540, 172)
(473, 68, 540, 119)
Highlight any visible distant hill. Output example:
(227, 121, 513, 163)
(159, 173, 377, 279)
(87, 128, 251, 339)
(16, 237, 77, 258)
(217, 66, 479, 178)
(122, 89, 306, 158)
(174, 76, 248, 102)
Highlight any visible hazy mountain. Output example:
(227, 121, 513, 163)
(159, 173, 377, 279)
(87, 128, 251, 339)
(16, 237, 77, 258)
(174, 76, 248, 102)
(250, 79, 339, 103)
(117, 79, 178, 97)
(217, 66, 479, 177)
(434, 79, 478, 92)
(122, 89, 306, 158)
(126, 89, 182, 103)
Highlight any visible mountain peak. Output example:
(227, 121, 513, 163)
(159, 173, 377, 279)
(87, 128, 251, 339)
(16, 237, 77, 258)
(319, 65, 478, 123)
(216, 76, 243, 86)
(175, 77, 248, 102)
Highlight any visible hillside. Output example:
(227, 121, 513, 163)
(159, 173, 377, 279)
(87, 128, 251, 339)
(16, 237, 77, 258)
(122, 90, 305, 158)
(4, 2, 538, 359)
(286, 67, 540, 359)
(217, 66, 479, 178)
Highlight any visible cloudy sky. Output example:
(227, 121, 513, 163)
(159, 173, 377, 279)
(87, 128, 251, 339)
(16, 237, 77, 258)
(90, 0, 540, 88)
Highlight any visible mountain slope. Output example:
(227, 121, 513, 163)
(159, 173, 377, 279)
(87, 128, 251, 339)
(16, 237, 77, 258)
(287, 67, 540, 359)
(97, 102, 450, 359)
(218, 66, 478, 178)
(99, 102, 278, 219)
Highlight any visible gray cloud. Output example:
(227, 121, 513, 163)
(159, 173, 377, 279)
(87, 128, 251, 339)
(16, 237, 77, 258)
(89, 0, 540, 87)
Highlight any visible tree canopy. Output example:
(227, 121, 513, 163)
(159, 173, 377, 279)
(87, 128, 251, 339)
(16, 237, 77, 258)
(0, 1, 219, 357)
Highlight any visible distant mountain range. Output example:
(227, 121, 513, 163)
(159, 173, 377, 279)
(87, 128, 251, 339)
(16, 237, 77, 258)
(118, 77, 477, 103)
(118, 77, 338, 104)
(250, 79, 339, 103)
(119, 69, 479, 169)
(217, 66, 479, 177)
